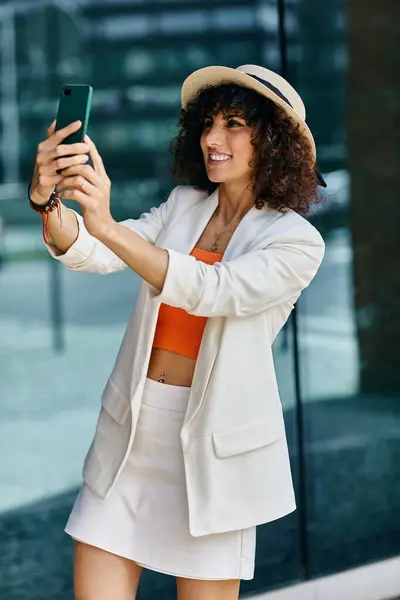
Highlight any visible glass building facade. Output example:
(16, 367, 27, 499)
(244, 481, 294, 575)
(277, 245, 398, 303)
(0, 0, 399, 598)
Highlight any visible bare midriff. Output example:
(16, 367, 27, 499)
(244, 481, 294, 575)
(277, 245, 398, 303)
(147, 348, 197, 388)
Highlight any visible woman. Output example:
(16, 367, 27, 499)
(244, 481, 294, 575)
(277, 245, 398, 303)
(29, 65, 325, 600)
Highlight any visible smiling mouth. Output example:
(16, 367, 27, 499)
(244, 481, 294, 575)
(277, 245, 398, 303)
(208, 152, 232, 166)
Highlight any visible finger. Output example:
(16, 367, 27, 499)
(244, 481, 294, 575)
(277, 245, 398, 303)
(59, 175, 99, 197)
(41, 152, 89, 174)
(60, 164, 101, 188)
(44, 120, 82, 151)
(46, 120, 56, 139)
(37, 142, 90, 170)
(50, 142, 90, 159)
(84, 135, 106, 176)
(58, 187, 90, 207)
(37, 174, 64, 187)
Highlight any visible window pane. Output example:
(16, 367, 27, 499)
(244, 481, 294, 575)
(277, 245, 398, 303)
(292, 0, 400, 578)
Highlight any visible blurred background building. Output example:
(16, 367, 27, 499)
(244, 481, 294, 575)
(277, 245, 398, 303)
(0, 0, 399, 598)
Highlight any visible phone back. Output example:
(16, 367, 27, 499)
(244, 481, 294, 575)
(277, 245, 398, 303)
(55, 84, 93, 144)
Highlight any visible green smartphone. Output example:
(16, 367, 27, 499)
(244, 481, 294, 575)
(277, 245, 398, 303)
(55, 83, 93, 144)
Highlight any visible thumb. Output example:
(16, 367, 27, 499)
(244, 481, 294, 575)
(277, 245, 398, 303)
(46, 120, 56, 139)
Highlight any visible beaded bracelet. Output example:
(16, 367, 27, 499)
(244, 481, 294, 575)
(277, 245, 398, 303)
(28, 182, 62, 243)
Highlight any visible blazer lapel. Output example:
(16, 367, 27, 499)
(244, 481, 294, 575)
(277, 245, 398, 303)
(222, 202, 260, 260)
(158, 188, 219, 255)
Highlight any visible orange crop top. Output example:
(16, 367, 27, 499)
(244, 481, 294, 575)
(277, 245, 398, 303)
(152, 247, 223, 360)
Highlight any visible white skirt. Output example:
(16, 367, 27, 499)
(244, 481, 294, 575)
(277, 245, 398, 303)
(65, 377, 256, 580)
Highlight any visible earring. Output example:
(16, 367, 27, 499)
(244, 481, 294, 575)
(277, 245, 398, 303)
(158, 372, 165, 383)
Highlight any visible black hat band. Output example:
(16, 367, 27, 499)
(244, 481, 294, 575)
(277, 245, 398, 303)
(246, 73, 294, 109)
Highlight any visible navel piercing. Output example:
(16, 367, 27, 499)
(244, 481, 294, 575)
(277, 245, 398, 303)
(158, 372, 165, 383)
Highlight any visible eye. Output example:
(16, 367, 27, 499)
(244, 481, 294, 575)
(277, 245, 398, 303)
(227, 119, 244, 128)
(203, 119, 213, 129)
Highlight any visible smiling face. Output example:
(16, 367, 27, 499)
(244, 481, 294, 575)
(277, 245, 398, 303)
(200, 111, 257, 186)
(173, 83, 319, 214)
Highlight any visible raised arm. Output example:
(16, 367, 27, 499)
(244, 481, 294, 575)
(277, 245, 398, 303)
(92, 214, 325, 318)
(45, 193, 177, 274)
(151, 222, 325, 317)
(30, 120, 178, 274)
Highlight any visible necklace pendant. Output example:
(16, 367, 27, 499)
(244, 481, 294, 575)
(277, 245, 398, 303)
(212, 235, 220, 252)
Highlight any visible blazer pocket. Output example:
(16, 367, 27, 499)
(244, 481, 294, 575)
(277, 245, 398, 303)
(101, 378, 130, 426)
(212, 414, 284, 459)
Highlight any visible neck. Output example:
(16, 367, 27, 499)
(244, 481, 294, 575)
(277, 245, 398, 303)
(216, 183, 255, 225)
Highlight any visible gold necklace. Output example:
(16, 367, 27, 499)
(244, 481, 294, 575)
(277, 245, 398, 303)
(210, 211, 250, 252)
(210, 196, 255, 252)
(211, 224, 237, 252)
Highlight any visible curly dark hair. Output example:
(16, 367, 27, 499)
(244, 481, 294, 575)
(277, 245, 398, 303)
(170, 83, 322, 214)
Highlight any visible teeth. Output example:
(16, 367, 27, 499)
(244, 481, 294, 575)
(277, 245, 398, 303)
(210, 153, 231, 161)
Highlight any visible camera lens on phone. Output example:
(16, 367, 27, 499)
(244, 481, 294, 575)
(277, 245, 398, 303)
(64, 88, 71, 96)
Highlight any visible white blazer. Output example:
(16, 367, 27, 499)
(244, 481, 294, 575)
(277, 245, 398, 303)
(47, 185, 325, 537)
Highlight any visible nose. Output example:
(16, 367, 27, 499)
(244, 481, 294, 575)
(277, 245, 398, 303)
(204, 122, 226, 149)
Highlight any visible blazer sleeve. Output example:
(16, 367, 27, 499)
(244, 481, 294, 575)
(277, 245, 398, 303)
(150, 222, 325, 318)
(45, 187, 179, 274)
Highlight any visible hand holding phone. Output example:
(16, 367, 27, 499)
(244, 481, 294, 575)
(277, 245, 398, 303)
(30, 121, 90, 206)
(30, 84, 93, 205)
